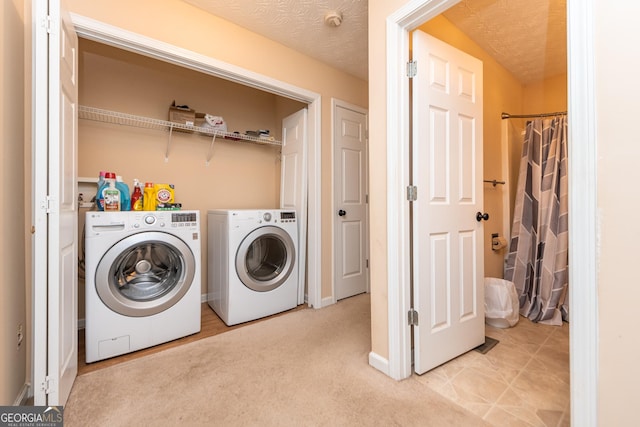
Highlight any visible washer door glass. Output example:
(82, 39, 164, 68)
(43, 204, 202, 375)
(95, 231, 195, 317)
(236, 226, 295, 292)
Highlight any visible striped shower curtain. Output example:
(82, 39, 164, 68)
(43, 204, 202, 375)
(504, 116, 568, 325)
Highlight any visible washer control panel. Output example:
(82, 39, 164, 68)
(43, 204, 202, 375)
(258, 211, 296, 223)
(231, 209, 296, 225)
(138, 211, 199, 229)
(172, 212, 198, 223)
(86, 210, 200, 235)
(256, 211, 296, 224)
(279, 211, 296, 223)
(169, 212, 199, 229)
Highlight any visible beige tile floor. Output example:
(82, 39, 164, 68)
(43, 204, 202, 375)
(415, 317, 570, 426)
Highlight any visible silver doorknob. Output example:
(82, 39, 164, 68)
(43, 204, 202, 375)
(338, 209, 346, 217)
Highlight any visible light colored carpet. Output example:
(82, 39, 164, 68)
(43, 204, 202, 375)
(65, 294, 488, 426)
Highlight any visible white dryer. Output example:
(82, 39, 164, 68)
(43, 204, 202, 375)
(207, 209, 298, 326)
(84, 210, 201, 363)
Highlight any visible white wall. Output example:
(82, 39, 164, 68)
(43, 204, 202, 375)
(594, 1, 640, 423)
(0, 0, 28, 405)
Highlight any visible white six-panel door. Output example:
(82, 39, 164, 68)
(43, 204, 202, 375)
(333, 102, 368, 301)
(412, 31, 485, 374)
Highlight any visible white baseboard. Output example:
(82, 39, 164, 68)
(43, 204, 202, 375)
(319, 296, 335, 308)
(78, 318, 85, 330)
(201, 293, 209, 303)
(368, 351, 390, 376)
(13, 383, 30, 406)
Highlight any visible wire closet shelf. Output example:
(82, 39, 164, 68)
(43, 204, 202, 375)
(78, 105, 282, 147)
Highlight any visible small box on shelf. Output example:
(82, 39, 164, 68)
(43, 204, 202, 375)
(168, 104, 196, 131)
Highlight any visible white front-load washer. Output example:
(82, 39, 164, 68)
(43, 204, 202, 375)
(84, 210, 201, 363)
(207, 209, 298, 326)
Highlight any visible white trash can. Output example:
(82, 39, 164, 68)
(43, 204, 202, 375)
(484, 277, 520, 328)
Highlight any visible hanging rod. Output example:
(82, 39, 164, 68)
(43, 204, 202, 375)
(501, 111, 567, 119)
(484, 179, 505, 187)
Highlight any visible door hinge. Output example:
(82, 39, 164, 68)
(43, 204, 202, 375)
(406, 185, 418, 202)
(366, 259, 369, 269)
(42, 376, 54, 394)
(41, 195, 56, 213)
(408, 308, 419, 326)
(42, 15, 53, 34)
(365, 194, 369, 204)
(407, 60, 417, 78)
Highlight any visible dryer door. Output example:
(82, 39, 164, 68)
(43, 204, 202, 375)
(236, 226, 296, 292)
(95, 231, 196, 317)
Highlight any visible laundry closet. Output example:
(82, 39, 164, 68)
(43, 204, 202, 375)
(77, 38, 306, 321)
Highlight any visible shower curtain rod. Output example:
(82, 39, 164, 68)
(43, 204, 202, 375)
(501, 111, 567, 119)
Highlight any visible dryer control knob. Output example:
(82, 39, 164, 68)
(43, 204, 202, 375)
(144, 215, 156, 225)
(263, 212, 272, 222)
(133, 223, 140, 229)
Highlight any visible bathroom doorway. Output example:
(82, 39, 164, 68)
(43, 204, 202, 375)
(381, 0, 596, 423)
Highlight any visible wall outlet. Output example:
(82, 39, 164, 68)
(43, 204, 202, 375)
(17, 323, 24, 350)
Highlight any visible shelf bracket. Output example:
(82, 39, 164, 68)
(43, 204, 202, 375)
(205, 132, 218, 166)
(165, 125, 174, 162)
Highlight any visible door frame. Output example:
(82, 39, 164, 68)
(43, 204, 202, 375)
(69, 14, 323, 309)
(385, 0, 597, 425)
(331, 98, 370, 304)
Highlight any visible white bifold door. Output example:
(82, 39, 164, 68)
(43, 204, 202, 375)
(411, 30, 485, 374)
(280, 109, 308, 305)
(33, 0, 79, 405)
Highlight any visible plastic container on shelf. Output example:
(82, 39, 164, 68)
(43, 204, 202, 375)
(116, 175, 131, 211)
(131, 179, 143, 211)
(143, 182, 156, 211)
(96, 171, 116, 211)
(96, 171, 106, 192)
(103, 174, 121, 211)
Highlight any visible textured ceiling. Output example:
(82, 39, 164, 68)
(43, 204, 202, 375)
(182, 0, 368, 80)
(442, 0, 567, 84)
(182, 0, 566, 84)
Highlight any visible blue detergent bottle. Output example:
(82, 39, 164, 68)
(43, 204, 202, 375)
(97, 171, 106, 190)
(95, 171, 107, 210)
(95, 171, 113, 211)
(116, 175, 131, 211)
